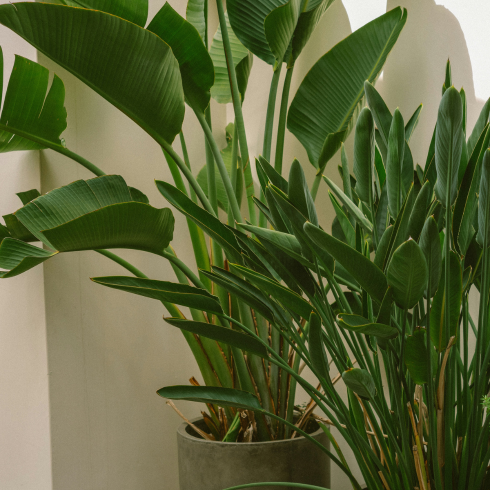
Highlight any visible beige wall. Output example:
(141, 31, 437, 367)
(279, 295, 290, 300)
(0, 1, 484, 489)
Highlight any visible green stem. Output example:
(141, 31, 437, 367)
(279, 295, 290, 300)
(159, 249, 206, 290)
(215, 0, 256, 226)
(227, 121, 239, 227)
(274, 65, 294, 175)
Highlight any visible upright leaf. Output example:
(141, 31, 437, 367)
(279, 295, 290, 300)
(478, 150, 490, 246)
(353, 107, 375, 205)
(405, 104, 423, 142)
(419, 217, 442, 298)
(386, 109, 405, 217)
(288, 159, 318, 226)
(186, 0, 206, 41)
(308, 312, 329, 382)
(405, 328, 437, 385)
(467, 97, 490, 158)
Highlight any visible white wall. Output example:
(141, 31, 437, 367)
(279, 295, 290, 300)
(0, 1, 485, 489)
(0, 7, 52, 489)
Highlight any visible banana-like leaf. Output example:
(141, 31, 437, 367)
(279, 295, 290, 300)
(387, 239, 428, 309)
(257, 156, 289, 195)
(2, 213, 36, 242)
(0, 2, 185, 145)
(304, 222, 387, 303)
(15, 175, 173, 254)
(157, 385, 263, 410)
(92, 276, 223, 315)
(0, 238, 57, 278)
(288, 158, 318, 226)
(478, 150, 490, 246)
(287, 8, 406, 169)
(419, 217, 442, 298)
(374, 226, 393, 270)
(164, 318, 269, 359)
(0, 50, 67, 153)
(435, 87, 463, 206)
(364, 80, 391, 147)
(386, 109, 405, 217)
(405, 328, 437, 385)
(51, 0, 148, 27)
(16, 189, 41, 205)
(209, 12, 252, 104)
(430, 251, 462, 351)
(186, 0, 206, 41)
(407, 181, 431, 241)
(342, 368, 376, 401)
(467, 97, 490, 159)
(155, 180, 242, 264)
(328, 192, 355, 248)
(353, 107, 375, 205)
(308, 311, 329, 381)
(405, 104, 423, 143)
(147, 2, 214, 113)
(337, 313, 398, 339)
(230, 263, 313, 319)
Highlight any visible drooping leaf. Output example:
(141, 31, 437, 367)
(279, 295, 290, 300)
(430, 251, 462, 351)
(387, 239, 428, 309)
(304, 222, 387, 303)
(342, 368, 376, 401)
(337, 313, 398, 339)
(308, 311, 329, 382)
(92, 276, 223, 315)
(405, 328, 437, 385)
(157, 385, 263, 410)
(435, 87, 463, 206)
(186, 0, 206, 41)
(164, 318, 269, 359)
(478, 150, 490, 246)
(353, 107, 375, 205)
(209, 12, 252, 104)
(386, 109, 405, 217)
(15, 175, 173, 254)
(0, 51, 67, 153)
(287, 8, 406, 169)
(147, 2, 214, 113)
(419, 217, 442, 298)
(0, 2, 185, 144)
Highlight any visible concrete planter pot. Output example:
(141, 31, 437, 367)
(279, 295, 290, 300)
(177, 418, 330, 490)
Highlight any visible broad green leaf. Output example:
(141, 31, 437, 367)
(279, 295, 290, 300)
(230, 263, 313, 319)
(186, 0, 206, 41)
(0, 238, 57, 278)
(340, 144, 353, 203)
(342, 368, 376, 401)
(147, 2, 214, 113)
(376, 287, 393, 326)
(478, 150, 490, 246)
(16, 189, 41, 206)
(405, 328, 437, 385)
(374, 225, 393, 270)
(328, 192, 355, 248)
(0, 51, 66, 152)
(375, 183, 388, 239)
(52, 0, 148, 27)
(304, 222, 387, 303)
(419, 217, 442, 298)
(92, 276, 223, 315)
(308, 311, 329, 381)
(386, 109, 405, 217)
(256, 156, 288, 194)
(353, 107, 375, 205)
(387, 239, 428, 309)
(430, 251, 462, 351)
(405, 104, 423, 142)
(0, 2, 185, 144)
(454, 124, 490, 254)
(435, 87, 463, 206)
(287, 8, 406, 169)
(324, 177, 372, 233)
(164, 318, 269, 359)
(155, 180, 242, 264)
(15, 175, 173, 254)
(407, 181, 431, 241)
(288, 158, 318, 226)
(364, 80, 391, 147)
(3, 213, 36, 242)
(157, 385, 263, 410)
(337, 313, 398, 339)
(209, 12, 252, 104)
(467, 97, 490, 158)
(235, 52, 254, 102)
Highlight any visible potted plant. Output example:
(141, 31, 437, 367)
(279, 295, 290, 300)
(0, 1, 411, 489)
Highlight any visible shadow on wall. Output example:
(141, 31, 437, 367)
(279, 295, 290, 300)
(378, 0, 482, 167)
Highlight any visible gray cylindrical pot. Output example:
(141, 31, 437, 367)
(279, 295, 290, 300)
(177, 418, 330, 490)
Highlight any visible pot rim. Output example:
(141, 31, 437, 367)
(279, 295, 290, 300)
(177, 416, 325, 446)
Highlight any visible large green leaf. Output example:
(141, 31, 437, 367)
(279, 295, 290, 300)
(287, 8, 406, 169)
(430, 251, 462, 351)
(0, 238, 57, 278)
(467, 97, 490, 159)
(386, 109, 405, 217)
(0, 2, 185, 144)
(147, 2, 214, 113)
(353, 107, 375, 205)
(186, 0, 206, 41)
(304, 222, 387, 303)
(164, 318, 269, 359)
(387, 240, 427, 309)
(337, 313, 398, 339)
(419, 217, 442, 298)
(15, 175, 173, 254)
(51, 0, 148, 27)
(478, 150, 490, 246)
(342, 368, 376, 401)
(288, 158, 318, 226)
(407, 181, 431, 241)
(209, 12, 252, 104)
(92, 276, 223, 315)
(435, 87, 463, 206)
(0, 50, 66, 153)
(405, 328, 437, 385)
(157, 385, 263, 410)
